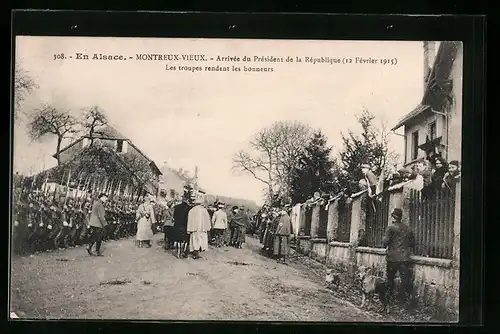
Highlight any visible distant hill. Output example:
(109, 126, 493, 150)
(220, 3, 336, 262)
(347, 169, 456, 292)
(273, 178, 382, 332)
(204, 193, 259, 212)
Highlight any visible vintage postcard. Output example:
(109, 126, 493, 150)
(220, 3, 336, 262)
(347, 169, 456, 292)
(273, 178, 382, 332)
(11, 36, 463, 323)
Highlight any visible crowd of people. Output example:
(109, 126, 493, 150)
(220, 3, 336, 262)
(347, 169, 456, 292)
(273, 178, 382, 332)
(159, 194, 255, 259)
(255, 204, 293, 264)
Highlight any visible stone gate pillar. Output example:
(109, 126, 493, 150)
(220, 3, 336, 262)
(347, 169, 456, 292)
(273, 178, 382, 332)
(327, 199, 339, 242)
(310, 204, 320, 238)
(347, 192, 368, 275)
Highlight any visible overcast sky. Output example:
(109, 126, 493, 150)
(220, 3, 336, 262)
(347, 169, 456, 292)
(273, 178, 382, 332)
(13, 37, 431, 205)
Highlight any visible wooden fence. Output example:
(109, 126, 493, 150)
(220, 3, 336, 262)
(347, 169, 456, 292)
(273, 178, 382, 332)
(409, 186, 455, 259)
(336, 200, 353, 243)
(318, 204, 328, 238)
(362, 193, 390, 248)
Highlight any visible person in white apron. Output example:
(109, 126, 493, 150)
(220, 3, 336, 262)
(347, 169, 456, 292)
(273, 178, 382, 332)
(136, 196, 156, 248)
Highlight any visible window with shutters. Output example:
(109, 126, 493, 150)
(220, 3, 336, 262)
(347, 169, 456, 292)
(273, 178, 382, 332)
(429, 121, 436, 140)
(116, 140, 124, 153)
(404, 135, 408, 164)
(116, 140, 128, 153)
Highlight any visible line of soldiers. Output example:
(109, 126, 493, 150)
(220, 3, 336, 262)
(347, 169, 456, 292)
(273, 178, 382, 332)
(11, 189, 142, 255)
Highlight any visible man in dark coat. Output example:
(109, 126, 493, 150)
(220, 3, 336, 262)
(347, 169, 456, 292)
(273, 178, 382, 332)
(229, 206, 247, 248)
(172, 199, 191, 258)
(273, 205, 292, 263)
(442, 160, 461, 192)
(383, 208, 415, 307)
(86, 193, 109, 256)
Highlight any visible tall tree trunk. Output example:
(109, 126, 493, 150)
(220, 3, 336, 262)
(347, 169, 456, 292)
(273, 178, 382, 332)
(56, 136, 63, 165)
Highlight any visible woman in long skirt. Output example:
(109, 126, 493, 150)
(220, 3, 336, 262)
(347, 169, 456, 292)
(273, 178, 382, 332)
(136, 197, 155, 248)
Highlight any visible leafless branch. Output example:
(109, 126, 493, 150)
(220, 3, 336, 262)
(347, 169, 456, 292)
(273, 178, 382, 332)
(14, 66, 38, 119)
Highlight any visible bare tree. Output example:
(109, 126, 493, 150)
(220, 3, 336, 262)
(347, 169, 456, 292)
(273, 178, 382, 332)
(232, 120, 312, 201)
(14, 66, 38, 119)
(81, 106, 108, 145)
(27, 104, 78, 165)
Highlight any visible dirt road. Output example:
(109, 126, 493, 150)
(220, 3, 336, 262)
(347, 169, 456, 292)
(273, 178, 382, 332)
(10, 234, 381, 321)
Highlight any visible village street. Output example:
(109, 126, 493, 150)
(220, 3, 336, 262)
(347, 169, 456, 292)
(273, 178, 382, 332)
(9, 234, 403, 322)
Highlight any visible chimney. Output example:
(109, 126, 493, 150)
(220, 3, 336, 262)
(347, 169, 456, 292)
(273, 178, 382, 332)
(423, 41, 436, 89)
(194, 166, 198, 179)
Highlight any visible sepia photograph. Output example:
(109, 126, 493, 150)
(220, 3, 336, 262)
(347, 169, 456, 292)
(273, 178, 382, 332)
(10, 35, 463, 323)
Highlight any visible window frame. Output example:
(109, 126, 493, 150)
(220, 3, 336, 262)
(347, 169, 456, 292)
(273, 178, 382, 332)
(116, 140, 124, 153)
(429, 121, 437, 140)
(411, 130, 419, 161)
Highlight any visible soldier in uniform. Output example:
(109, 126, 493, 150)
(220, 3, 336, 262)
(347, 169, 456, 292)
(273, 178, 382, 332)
(126, 202, 134, 237)
(131, 202, 139, 237)
(12, 195, 30, 255)
(51, 196, 65, 250)
(113, 201, 124, 239)
(26, 195, 40, 253)
(57, 199, 73, 249)
(39, 197, 54, 251)
(108, 200, 119, 240)
(262, 207, 280, 256)
(66, 198, 79, 247)
(73, 203, 86, 246)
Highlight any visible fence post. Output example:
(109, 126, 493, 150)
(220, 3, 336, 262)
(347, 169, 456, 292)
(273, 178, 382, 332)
(298, 204, 306, 233)
(451, 180, 461, 313)
(388, 189, 404, 220)
(402, 186, 412, 226)
(327, 199, 339, 242)
(347, 193, 366, 275)
(310, 204, 320, 238)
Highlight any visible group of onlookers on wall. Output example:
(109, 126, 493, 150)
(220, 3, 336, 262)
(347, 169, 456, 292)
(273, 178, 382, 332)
(361, 153, 461, 199)
(297, 154, 461, 212)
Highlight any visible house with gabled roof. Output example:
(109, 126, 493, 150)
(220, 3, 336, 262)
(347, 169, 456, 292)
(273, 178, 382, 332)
(52, 125, 162, 196)
(158, 162, 199, 201)
(392, 41, 463, 168)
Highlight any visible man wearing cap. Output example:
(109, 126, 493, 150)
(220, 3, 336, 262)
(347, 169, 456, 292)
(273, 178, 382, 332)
(442, 160, 461, 192)
(211, 203, 228, 247)
(87, 193, 109, 256)
(162, 202, 175, 250)
(273, 205, 293, 264)
(186, 196, 211, 259)
(383, 208, 415, 309)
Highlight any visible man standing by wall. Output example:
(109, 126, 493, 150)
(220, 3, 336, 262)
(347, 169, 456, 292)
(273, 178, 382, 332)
(86, 193, 109, 256)
(273, 205, 293, 264)
(383, 208, 416, 309)
(360, 164, 378, 197)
